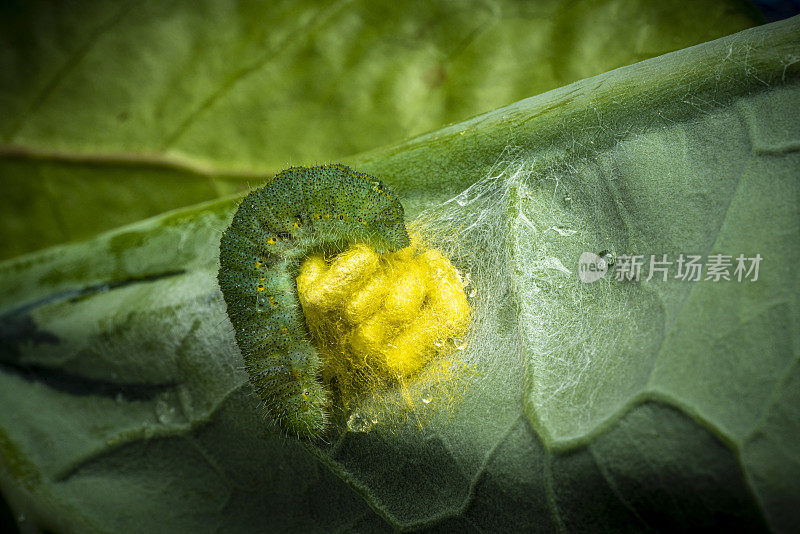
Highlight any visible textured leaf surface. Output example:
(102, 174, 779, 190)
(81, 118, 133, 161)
(0, 0, 761, 259)
(1, 13, 799, 534)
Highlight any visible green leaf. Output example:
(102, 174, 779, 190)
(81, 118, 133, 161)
(0, 0, 761, 259)
(1, 12, 799, 534)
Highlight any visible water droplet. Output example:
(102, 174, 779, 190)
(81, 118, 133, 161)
(433, 338, 444, 347)
(562, 195, 572, 206)
(115, 392, 124, 403)
(155, 397, 177, 424)
(347, 412, 371, 433)
(468, 287, 477, 298)
(452, 337, 468, 351)
(421, 389, 433, 404)
(598, 250, 616, 267)
(550, 226, 577, 237)
(463, 272, 472, 288)
(455, 194, 468, 207)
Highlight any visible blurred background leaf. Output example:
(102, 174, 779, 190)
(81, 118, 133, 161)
(0, 0, 763, 259)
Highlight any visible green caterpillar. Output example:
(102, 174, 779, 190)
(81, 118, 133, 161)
(217, 164, 410, 438)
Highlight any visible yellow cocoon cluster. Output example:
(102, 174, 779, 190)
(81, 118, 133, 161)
(296, 236, 470, 407)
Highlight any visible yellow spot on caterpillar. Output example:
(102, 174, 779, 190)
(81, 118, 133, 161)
(267, 236, 277, 245)
(257, 285, 265, 292)
(255, 259, 263, 268)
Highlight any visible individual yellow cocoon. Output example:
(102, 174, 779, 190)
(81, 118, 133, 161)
(298, 244, 378, 311)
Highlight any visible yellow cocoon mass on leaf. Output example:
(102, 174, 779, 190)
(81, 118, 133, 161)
(295, 236, 470, 404)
